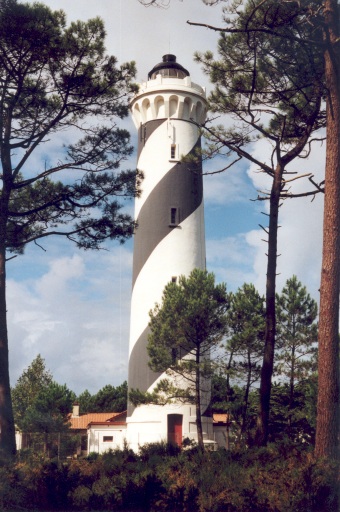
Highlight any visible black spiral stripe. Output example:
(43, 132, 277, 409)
(132, 140, 203, 287)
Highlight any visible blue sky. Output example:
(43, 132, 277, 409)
(7, 0, 325, 395)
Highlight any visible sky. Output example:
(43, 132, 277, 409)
(7, 0, 325, 396)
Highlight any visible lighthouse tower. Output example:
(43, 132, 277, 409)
(127, 55, 212, 450)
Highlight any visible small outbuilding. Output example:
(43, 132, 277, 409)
(69, 403, 126, 456)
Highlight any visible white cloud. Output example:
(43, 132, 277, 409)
(207, 234, 258, 291)
(204, 159, 254, 206)
(244, 138, 325, 299)
(35, 254, 84, 295)
(25, 0, 223, 85)
(8, 245, 132, 394)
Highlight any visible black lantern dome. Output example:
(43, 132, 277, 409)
(148, 54, 190, 80)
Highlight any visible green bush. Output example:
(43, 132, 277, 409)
(0, 443, 337, 511)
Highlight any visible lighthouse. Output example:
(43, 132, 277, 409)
(127, 55, 212, 450)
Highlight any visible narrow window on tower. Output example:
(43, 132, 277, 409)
(170, 207, 179, 226)
(170, 144, 176, 160)
(171, 276, 177, 283)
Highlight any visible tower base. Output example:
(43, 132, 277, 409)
(126, 403, 215, 452)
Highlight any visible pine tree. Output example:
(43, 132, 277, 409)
(11, 354, 53, 431)
(276, 276, 318, 412)
(0, 0, 140, 458)
(22, 381, 75, 456)
(315, 0, 340, 461)
(224, 283, 265, 441)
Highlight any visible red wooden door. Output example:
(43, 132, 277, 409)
(168, 414, 183, 446)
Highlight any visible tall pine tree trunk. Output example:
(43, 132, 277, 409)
(315, 0, 340, 461)
(240, 350, 252, 440)
(289, 342, 296, 418)
(0, 242, 16, 458)
(256, 162, 284, 446)
(0, 119, 16, 458)
(195, 352, 204, 450)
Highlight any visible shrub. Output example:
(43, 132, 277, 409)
(139, 440, 182, 461)
(0, 443, 337, 511)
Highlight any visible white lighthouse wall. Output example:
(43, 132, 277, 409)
(134, 119, 201, 218)
(129, 207, 205, 357)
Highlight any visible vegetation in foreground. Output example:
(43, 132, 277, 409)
(0, 441, 338, 512)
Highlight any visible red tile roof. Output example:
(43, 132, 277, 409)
(69, 412, 120, 430)
(87, 411, 127, 427)
(69, 410, 127, 429)
(213, 413, 230, 424)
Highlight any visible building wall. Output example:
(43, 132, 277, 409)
(88, 425, 126, 454)
(87, 422, 228, 454)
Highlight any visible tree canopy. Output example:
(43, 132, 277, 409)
(11, 354, 53, 431)
(275, 276, 318, 405)
(223, 283, 265, 442)
(12, 355, 75, 456)
(0, 0, 141, 254)
(77, 382, 128, 413)
(22, 381, 75, 435)
(210, 278, 318, 447)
